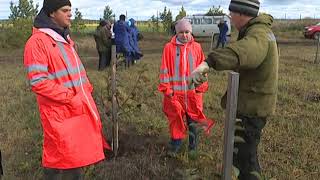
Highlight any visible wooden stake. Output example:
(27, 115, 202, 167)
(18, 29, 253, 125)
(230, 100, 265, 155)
(222, 72, 239, 180)
(111, 45, 119, 156)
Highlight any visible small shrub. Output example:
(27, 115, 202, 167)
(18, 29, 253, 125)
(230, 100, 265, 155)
(0, 19, 33, 48)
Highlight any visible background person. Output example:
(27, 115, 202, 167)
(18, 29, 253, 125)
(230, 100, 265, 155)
(94, 19, 112, 70)
(190, 0, 278, 179)
(113, 14, 133, 68)
(158, 19, 215, 158)
(23, 0, 111, 179)
(128, 18, 143, 63)
(216, 19, 229, 48)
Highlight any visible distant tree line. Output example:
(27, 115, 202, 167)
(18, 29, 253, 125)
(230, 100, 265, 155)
(0, 0, 39, 48)
(1, 0, 89, 48)
(1, 0, 225, 48)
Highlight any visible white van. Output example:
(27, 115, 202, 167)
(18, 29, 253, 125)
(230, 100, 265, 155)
(185, 15, 231, 38)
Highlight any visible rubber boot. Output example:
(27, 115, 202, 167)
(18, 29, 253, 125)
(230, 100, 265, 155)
(187, 117, 198, 160)
(167, 139, 182, 157)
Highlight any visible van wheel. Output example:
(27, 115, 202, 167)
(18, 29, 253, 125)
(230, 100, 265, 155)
(314, 32, 320, 40)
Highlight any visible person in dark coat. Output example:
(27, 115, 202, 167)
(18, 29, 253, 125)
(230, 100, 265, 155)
(94, 19, 112, 70)
(113, 14, 133, 67)
(216, 19, 229, 48)
(128, 18, 143, 62)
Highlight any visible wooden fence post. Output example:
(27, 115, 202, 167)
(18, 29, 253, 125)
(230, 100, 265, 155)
(111, 45, 119, 156)
(315, 36, 320, 64)
(222, 72, 239, 180)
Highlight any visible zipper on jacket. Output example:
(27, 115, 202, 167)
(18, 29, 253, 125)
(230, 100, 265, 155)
(182, 44, 188, 110)
(71, 47, 99, 122)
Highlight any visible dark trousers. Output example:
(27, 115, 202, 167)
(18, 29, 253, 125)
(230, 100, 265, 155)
(171, 115, 197, 151)
(98, 48, 111, 70)
(43, 168, 83, 180)
(125, 57, 133, 69)
(187, 115, 197, 150)
(233, 115, 266, 180)
(216, 37, 226, 48)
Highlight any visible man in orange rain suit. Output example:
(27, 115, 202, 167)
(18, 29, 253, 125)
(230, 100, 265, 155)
(23, 0, 110, 179)
(158, 19, 215, 157)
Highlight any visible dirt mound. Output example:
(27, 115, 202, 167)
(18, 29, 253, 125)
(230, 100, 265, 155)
(92, 125, 188, 180)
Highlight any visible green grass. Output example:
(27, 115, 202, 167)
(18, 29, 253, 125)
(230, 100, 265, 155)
(1, 28, 320, 179)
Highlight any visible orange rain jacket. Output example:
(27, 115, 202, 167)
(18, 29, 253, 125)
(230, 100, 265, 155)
(158, 35, 211, 139)
(24, 28, 110, 169)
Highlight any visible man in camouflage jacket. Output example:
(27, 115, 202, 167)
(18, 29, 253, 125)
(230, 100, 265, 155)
(191, 0, 278, 179)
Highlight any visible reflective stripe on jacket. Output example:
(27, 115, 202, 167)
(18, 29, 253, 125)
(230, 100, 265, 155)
(24, 28, 108, 169)
(158, 36, 210, 139)
(158, 35, 208, 95)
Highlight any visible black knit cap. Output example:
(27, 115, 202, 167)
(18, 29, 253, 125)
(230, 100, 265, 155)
(229, 0, 260, 17)
(43, 0, 72, 15)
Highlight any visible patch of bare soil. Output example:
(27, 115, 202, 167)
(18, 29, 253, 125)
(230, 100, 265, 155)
(92, 125, 189, 180)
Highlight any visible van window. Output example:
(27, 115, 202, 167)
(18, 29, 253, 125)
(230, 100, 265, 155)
(213, 17, 220, 24)
(202, 18, 212, 24)
(193, 18, 201, 25)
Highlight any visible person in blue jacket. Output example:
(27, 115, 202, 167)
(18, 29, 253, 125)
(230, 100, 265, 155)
(128, 18, 143, 62)
(216, 20, 229, 48)
(113, 14, 133, 67)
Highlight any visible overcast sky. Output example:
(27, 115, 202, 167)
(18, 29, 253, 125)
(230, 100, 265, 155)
(1, 0, 320, 20)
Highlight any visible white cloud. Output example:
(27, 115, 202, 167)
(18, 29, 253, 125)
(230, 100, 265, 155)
(0, 0, 319, 20)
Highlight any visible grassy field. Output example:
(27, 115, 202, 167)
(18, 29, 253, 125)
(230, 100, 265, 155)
(1, 26, 320, 179)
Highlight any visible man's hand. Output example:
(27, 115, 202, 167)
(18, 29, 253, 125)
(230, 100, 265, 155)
(190, 61, 210, 87)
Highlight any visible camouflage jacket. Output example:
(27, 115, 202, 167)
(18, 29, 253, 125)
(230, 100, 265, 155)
(206, 14, 279, 117)
(94, 26, 112, 52)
